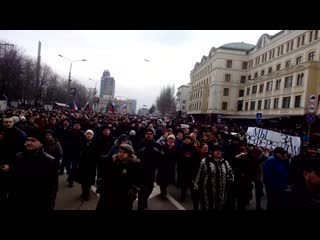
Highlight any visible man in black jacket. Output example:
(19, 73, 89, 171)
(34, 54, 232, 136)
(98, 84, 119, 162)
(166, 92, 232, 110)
(135, 129, 163, 210)
(8, 129, 59, 209)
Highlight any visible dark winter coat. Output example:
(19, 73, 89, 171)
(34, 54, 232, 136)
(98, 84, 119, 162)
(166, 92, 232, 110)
(44, 138, 63, 164)
(156, 143, 177, 187)
(56, 126, 72, 149)
(177, 142, 197, 188)
(135, 140, 163, 184)
(9, 148, 59, 209)
(76, 140, 99, 186)
(2, 127, 27, 163)
(63, 129, 85, 160)
(193, 157, 234, 210)
(96, 154, 141, 210)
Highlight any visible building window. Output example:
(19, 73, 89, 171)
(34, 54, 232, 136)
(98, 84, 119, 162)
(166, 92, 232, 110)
(182, 106, 185, 110)
(259, 84, 264, 93)
(252, 85, 257, 94)
(269, 51, 272, 60)
(302, 35, 305, 45)
(274, 98, 279, 109)
(242, 62, 248, 70)
(282, 97, 291, 109)
(264, 99, 271, 109)
(272, 49, 275, 58)
(276, 79, 282, 90)
(254, 72, 258, 78)
(308, 51, 315, 61)
(223, 88, 229, 96)
(246, 87, 250, 96)
(237, 101, 243, 111)
(297, 37, 300, 48)
(257, 100, 262, 110)
(247, 75, 251, 81)
(296, 56, 302, 65)
(309, 31, 313, 43)
(286, 60, 291, 68)
(277, 47, 280, 56)
(239, 90, 244, 97)
(225, 74, 231, 82)
(286, 42, 290, 52)
(285, 76, 293, 88)
(261, 70, 265, 76)
(241, 76, 246, 83)
(250, 101, 256, 110)
(268, 67, 272, 73)
(281, 45, 284, 55)
(245, 102, 248, 111)
(266, 81, 273, 91)
(226, 60, 232, 68)
(276, 64, 281, 71)
(222, 102, 228, 110)
(182, 100, 186, 104)
(297, 73, 304, 85)
(315, 30, 318, 40)
(290, 40, 294, 51)
(294, 95, 301, 108)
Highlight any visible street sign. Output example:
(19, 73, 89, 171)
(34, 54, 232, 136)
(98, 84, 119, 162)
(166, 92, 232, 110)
(70, 88, 76, 96)
(306, 113, 317, 124)
(309, 94, 316, 103)
(256, 112, 262, 124)
(308, 104, 316, 113)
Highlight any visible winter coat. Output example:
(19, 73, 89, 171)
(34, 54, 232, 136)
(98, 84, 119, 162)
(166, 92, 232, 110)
(263, 154, 290, 194)
(44, 138, 63, 164)
(2, 127, 27, 163)
(9, 148, 59, 209)
(156, 136, 167, 146)
(156, 143, 177, 187)
(56, 126, 72, 149)
(135, 140, 163, 184)
(177, 143, 197, 188)
(193, 157, 234, 210)
(76, 140, 99, 186)
(63, 129, 85, 160)
(96, 154, 141, 210)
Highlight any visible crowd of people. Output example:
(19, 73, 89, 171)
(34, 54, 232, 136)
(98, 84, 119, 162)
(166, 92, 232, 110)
(0, 107, 320, 210)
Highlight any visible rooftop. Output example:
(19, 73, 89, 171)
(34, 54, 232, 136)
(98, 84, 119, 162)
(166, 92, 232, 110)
(219, 42, 255, 51)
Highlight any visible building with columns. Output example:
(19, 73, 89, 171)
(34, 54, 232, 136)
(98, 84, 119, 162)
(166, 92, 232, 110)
(188, 30, 320, 124)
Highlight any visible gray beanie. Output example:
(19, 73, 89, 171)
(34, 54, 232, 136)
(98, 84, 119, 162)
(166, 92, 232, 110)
(119, 143, 134, 156)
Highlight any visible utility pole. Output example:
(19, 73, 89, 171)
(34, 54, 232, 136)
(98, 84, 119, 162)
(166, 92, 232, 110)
(35, 41, 41, 106)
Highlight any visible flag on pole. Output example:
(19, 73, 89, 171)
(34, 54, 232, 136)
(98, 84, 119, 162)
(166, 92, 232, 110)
(73, 100, 78, 111)
(109, 102, 115, 114)
(84, 101, 89, 111)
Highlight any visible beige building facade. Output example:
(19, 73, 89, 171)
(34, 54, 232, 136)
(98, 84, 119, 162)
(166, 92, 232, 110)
(188, 30, 320, 120)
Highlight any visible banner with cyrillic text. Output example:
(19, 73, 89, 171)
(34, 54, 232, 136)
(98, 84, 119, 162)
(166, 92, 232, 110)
(246, 127, 301, 155)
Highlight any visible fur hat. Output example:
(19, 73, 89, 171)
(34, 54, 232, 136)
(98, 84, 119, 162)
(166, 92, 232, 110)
(167, 134, 175, 140)
(27, 129, 44, 144)
(84, 129, 94, 136)
(119, 143, 134, 156)
(145, 128, 155, 135)
(130, 130, 136, 136)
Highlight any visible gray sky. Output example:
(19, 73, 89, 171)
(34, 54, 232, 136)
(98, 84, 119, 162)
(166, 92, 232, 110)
(0, 30, 280, 109)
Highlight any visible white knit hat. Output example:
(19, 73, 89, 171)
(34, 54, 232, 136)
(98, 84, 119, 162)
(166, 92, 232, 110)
(84, 129, 94, 136)
(168, 134, 175, 140)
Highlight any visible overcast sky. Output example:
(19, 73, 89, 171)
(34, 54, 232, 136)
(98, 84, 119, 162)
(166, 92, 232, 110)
(0, 30, 280, 109)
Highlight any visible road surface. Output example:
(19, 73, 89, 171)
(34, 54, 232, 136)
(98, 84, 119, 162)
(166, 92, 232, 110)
(55, 174, 267, 210)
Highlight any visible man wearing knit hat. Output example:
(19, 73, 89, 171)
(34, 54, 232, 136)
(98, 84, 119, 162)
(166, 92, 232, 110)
(8, 128, 59, 209)
(135, 128, 164, 210)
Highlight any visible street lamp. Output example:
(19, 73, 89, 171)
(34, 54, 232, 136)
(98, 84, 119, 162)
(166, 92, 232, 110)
(58, 54, 87, 105)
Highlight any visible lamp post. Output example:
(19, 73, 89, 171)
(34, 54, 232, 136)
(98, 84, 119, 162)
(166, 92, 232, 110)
(58, 54, 87, 106)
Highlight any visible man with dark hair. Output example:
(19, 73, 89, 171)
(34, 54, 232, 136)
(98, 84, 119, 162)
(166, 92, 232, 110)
(9, 129, 59, 209)
(135, 128, 163, 210)
(56, 118, 72, 175)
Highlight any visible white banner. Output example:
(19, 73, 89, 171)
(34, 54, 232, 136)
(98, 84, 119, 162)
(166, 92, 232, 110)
(246, 127, 301, 156)
(0, 100, 7, 111)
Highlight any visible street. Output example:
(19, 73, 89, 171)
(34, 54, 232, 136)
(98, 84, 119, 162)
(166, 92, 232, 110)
(55, 174, 267, 210)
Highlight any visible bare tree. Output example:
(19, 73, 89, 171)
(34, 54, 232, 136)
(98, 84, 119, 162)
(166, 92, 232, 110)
(156, 85, 176, 117)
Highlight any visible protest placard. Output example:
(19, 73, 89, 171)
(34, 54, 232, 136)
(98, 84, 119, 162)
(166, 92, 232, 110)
(246, 127, 301, 155)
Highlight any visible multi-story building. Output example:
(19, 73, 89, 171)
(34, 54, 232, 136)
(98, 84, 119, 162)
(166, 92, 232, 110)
(100, 70, 115, 100)
(114, 97, 137, 114)
(176, 85, 190, 116)
(188, 30, 320, 123)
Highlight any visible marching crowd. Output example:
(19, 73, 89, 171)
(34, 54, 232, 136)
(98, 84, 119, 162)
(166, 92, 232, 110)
(0, 107, 320, 210)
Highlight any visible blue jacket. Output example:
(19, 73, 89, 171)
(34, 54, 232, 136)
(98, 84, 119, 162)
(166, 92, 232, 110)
(263, 154, 290, 194)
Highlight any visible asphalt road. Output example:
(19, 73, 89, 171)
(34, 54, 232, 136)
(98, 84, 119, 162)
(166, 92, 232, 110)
(54, 174, 267, 210)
